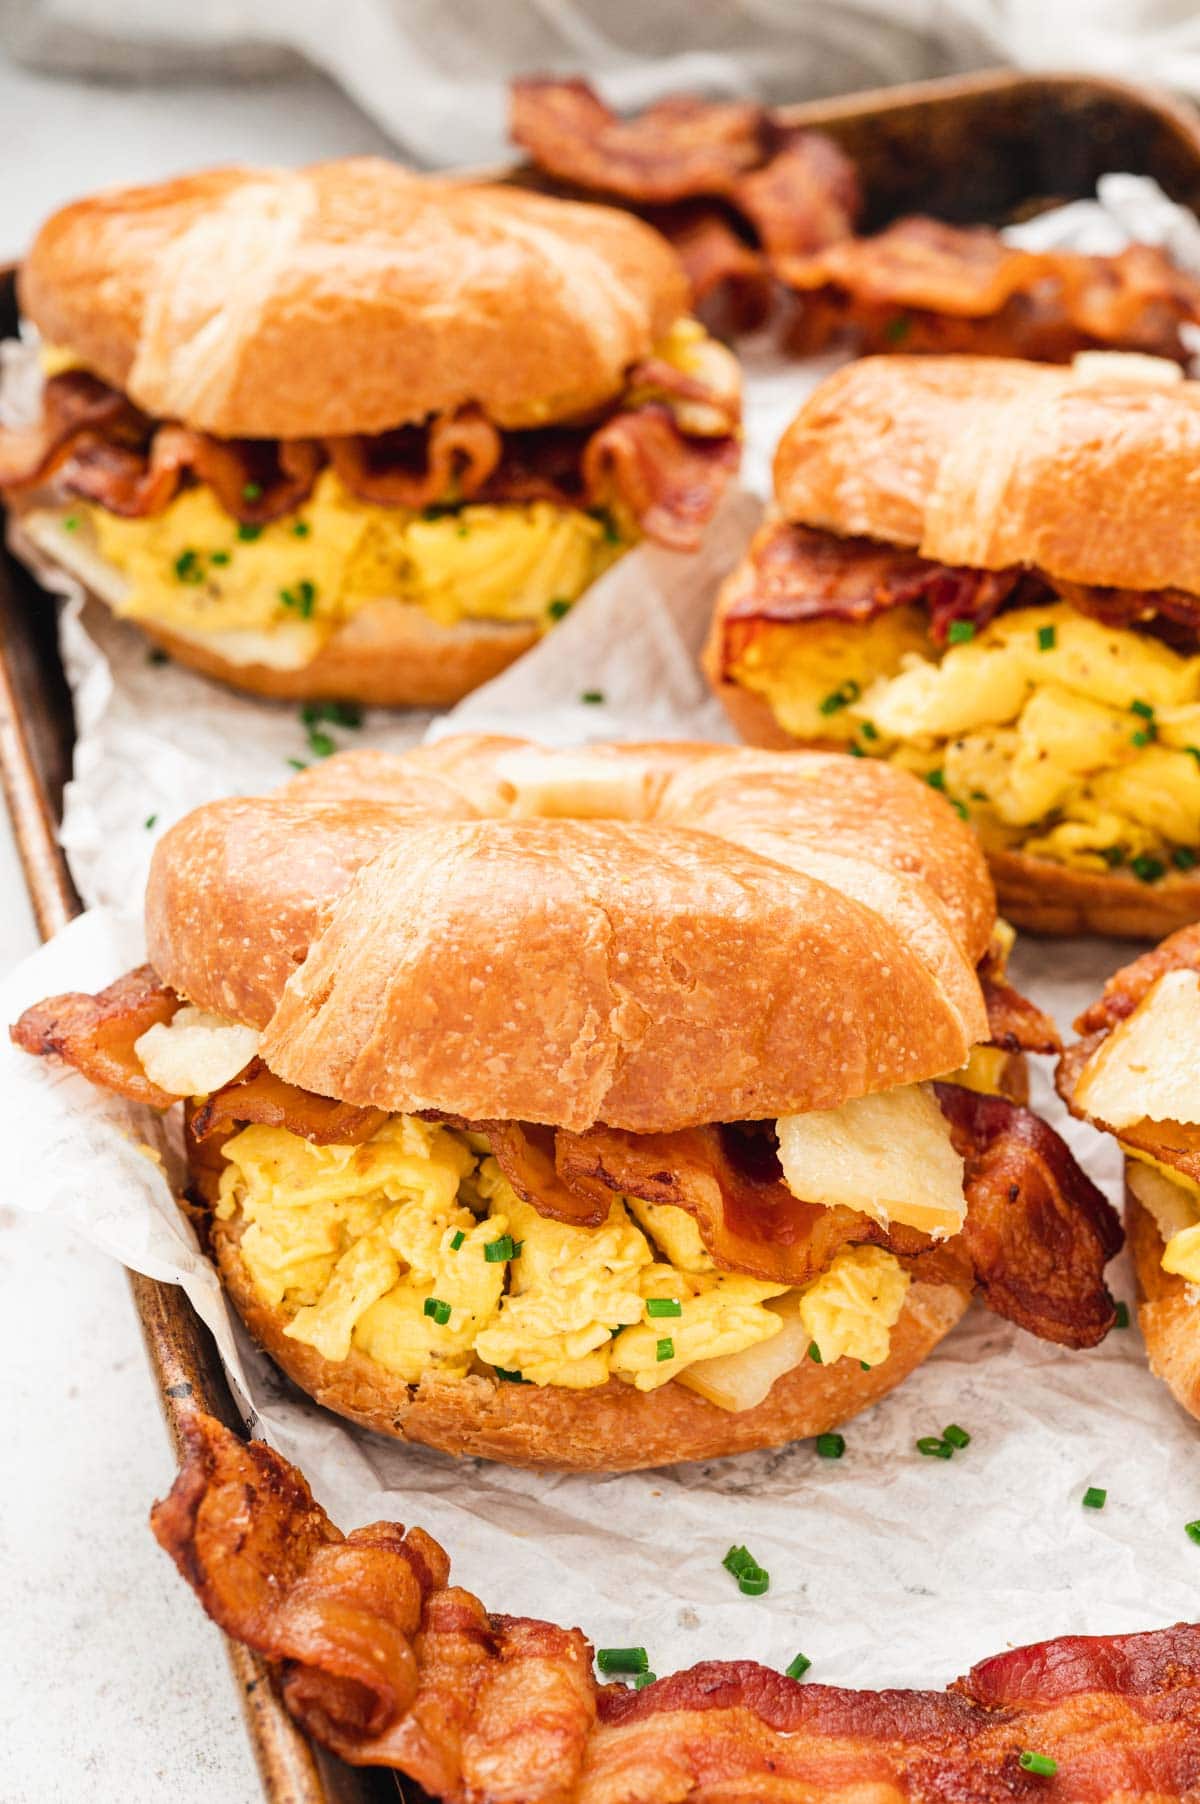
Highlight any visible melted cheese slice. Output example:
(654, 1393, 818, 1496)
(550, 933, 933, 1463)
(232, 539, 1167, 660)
(776, 1082, 966, 1239)
(1074, 970, 1200, 1129)
(135, 1006, 261, 1097)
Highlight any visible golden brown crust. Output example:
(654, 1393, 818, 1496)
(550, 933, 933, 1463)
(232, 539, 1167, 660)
(139, 609, 540, 709)
(1126, 1186, 1200, 1425)
(21, 160, 689, 438)
(146, 738, 995, 1129)
(771, 354, 1200, 594)
(214, 1214, 969, 1469)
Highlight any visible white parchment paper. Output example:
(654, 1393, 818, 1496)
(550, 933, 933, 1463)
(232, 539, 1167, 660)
(2, 177, 1199, 1689)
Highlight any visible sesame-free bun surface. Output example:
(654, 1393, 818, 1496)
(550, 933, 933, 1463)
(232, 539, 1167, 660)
(1126, 1187, 1200, 1425)
(213, 1215, 969, 1470)
(20, 158, 689, 438)
(773, 354, 1200, 596)
(146, 736, 995, 1134)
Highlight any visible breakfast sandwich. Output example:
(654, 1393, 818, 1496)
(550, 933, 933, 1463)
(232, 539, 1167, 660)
(705, 351, 1200, 938)
(1060, 925, 1200, 1423)
(0, 159, 740, 706)
(12, 736, 1119, 1470)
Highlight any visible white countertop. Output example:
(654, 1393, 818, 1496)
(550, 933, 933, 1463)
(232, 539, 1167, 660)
(0, 49, 396, 1803)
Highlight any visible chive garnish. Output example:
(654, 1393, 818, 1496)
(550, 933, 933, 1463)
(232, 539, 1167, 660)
(848, 743, 865, 757)
(484, 1235, 517, 1263)
(1019, 1751, 1058, 1777)
(943, 1423, 970, 1449)
(423, 1297, 451, 1325)
(1186, 1521, 1200, 1545)
(819, 680, 861, 716)
(646, 1298, 682, 1318)
(883, 312, 912, 344)
(655, 1337, 675, 1363)
(925, 769, 946, 791)
(286, 757, 308, 771)
(859, 720, 878, 741)
(209, 549, 230, 566)
(1082, 1486, 1107, 1510)
(62, 514, 80, 532)
(547, 598, 572, 620)
(492, 1366, 527, 1383)
(1101, 846, 1124, 868)
(307, 729, 336, 759)
(1130, 855, 1165, 884)
(1174, 847, 1197, 871)
(1186, 746, 1200, 766)
(917, 1436, 953, 1459)
(173, 548, 203, 583)
(947, 619, 975, 643)
(785, 1653, 812, 1680)
(1113, 1300, 1130, 1328)
(280, 578, 317, 619)
(807, 1341, 822, 1364)
(597, 1647, 648, 1675)
(581, 689, 605, 705)
(723, 1545, 769, 1595)
(144, 814, 157, 830)
(237, 523, 262, 542)
(632, 1672, 656, 1690)
(292, 520, 311, 537)
(859, 1361, 871, 1371)
(816, 1433, 845, 1459)
(450, 1230, 465, 1251)
(1037, 624, 1056, 651)
(1131, 699, 1155, 719)
(241, 481, 263, 502)
(588, 506, 621, 544)
(302, 699, 361, 730)
(1131, 728, 1156, 747)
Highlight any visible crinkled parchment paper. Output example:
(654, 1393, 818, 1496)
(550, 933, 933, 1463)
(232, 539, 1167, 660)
(1, 177, 1197, 1689)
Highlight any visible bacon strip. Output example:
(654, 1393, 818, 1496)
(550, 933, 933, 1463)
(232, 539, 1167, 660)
(10, 965, 180, 1108)
(718, 519, 1200, 668)
(647, 206, 774, 334)
(937, 1083, 1121, 1346)
(154, 1413, 1200, 1802)
(779, 216, 1200, 364)
(2, 373, 738, 552)
(978, 955, 1061, 1056)
(190, 1061, 387, 1147)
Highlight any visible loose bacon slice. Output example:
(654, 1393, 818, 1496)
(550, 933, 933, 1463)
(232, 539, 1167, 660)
(155, 1413, 1200, 1802)
(937, 1082, 1120, 1347)
(581, 404, 739, 551)
(190, 1060, 387, 1147)
(648, 206, 774, 334)
(10, 964, 180, 1108)
(326, 407, 502, 509)
(734, 133, 861, 263)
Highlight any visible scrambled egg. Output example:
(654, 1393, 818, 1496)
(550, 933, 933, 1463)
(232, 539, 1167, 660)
(46, 315, 732, 655)
(215, 1112, 909, 1405)
(733, 600, 1200, 875)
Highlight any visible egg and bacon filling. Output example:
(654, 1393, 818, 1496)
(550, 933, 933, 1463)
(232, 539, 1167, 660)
(724, 567, 1200, 882)
(5, 319, 739, 668)
(1069, 958, 1200, 1288)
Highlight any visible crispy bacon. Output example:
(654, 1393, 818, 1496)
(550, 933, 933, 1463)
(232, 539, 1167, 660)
(10, 964, 180, 1108)
(734, 133, 861, 263)
(155, 1413, 1200, 1802)
(779, 217, 1200, 364)
(978, 957, 1061, 1056)
(190, 1061, 387, 1147)
(647, 206, 774, 334)
(1, 373, 738, 552)
(937, 1082, 1120, 1346)
(1076, 924, 1200, 1037)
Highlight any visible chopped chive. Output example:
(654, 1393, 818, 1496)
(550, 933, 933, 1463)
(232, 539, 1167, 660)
(1019, 1751, 1058, 1777)
(859, 1361, 871, 1371)
(632, 1671, 656, 1690)
(173, 548, 203, 583)
(1131, 728, 1156, 747)
(306, 729, 336, 759)
(588, 506, 621, 544)
(647, 1297, 682, 1318)
(807, 1341, 822, 1364)
(1082, 1486, 1107, 1510)
(209, 548, 231, 566)
(859, 720, 879, 741)
(947, 619, 975, 644)
(917, 1436, 953, 1459)
(286, 757, 308, 771)
(241, 481, 263, 502)
(1101, 846, 1124, 867)
(236, 523, 262, 542)
(785, 1652, 812, 1680)
(62, 514, 80, 532)
(597, 1647, 648, 1675)
(1130, 855, 1165, 884)
(1173, 846, 1197, 872)
(1113, 1300, 1130, 1328)
(580, 689, 605, 705)
(1037, 624, 1056, 651)
(280, 577, 317, 619)
(144, 813, 157, 830)
(655, 1337, 675, 1363)
(883, 312, 912, 344)
(1186, 745, 1200, 766)
(450, 1230, 465, 1251)
(302, 699, 361, 729)
(292, 520, 311, 537)
(1186, 1521, 1200, 1545)
(943, 1423, 970, 1449)
(816, 1432, 845, 1459)
(737, 1566, 769, 1596)
(925, 768, 946, 791)
(423, 1297, 451, 1326)
(848, 742, 865, 757)
(950, 798, 968, 819)
(147, 648, 169, 666)
(819, 680, 861, 716)
(484, 1235, 517, 1263)
(547, 598, 572, 620)
(492, 1366, 527, 1383)
(1131, 699, 1155, 719)
(970, 789, 989, 802)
